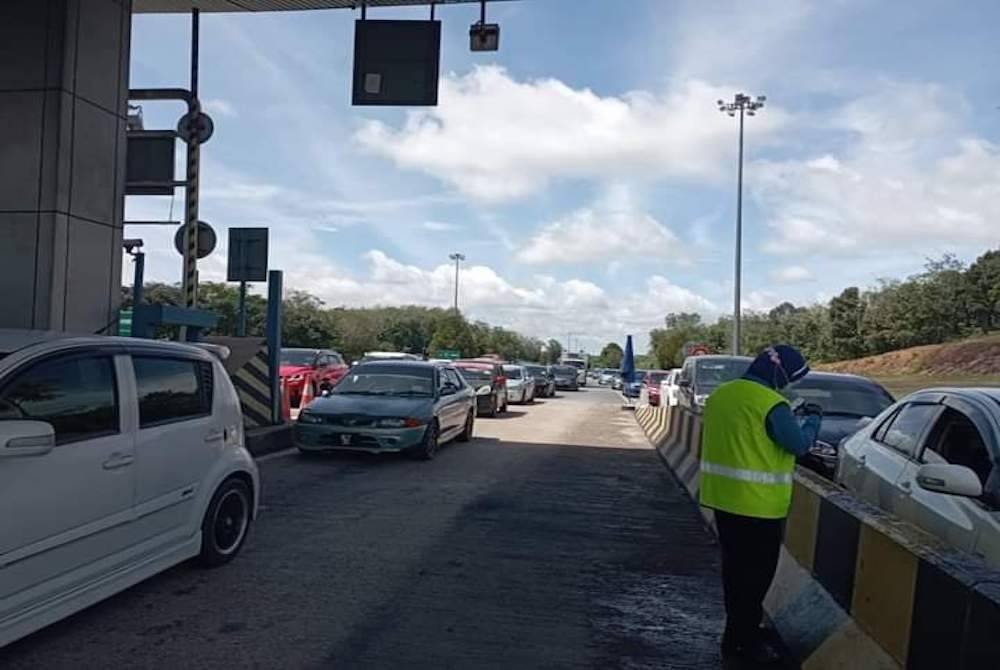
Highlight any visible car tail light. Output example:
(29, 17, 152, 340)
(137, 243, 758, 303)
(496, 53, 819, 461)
(496, 376, 506, 384)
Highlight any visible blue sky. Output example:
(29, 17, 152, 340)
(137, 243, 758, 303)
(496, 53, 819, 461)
(127, 0, 1000, 353)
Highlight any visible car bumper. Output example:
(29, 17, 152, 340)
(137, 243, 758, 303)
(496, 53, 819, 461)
(294, 423, 427, 453)
(506, 387, 526, 401)
(554, 380, 577, 389)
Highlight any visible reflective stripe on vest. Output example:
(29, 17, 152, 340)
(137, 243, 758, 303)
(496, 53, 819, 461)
(700, 461, 793, 485)
(699, 378, 795, 519)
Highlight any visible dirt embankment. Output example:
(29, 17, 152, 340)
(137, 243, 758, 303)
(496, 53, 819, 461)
(820, 335, 1000, 377)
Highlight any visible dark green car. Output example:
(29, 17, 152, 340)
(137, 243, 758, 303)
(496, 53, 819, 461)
(294, 361, 476, 460)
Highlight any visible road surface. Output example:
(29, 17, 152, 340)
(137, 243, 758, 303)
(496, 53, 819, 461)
(2, 388, 725, 669)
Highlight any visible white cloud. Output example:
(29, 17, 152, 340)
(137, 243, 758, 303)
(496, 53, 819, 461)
(517, 185, 686, 265)
(356, 66, 788, 202)
(769, 265, 814, 283)
(203, 98, 237, 118)
(754, 83, 1000, 257)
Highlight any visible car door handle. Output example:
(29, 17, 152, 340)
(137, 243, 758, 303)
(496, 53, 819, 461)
(203, 430, 224, 443)
(103, 453, 134, 470)
(897, 479, 912, 494)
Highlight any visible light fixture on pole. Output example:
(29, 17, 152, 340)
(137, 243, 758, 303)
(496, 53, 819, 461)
(718, 92, 765, 356)
(449, 253, 466, 312)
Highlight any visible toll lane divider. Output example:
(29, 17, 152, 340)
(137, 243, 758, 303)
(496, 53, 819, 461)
(205, 336, 275, 429)
(630, 401, 1000, 669)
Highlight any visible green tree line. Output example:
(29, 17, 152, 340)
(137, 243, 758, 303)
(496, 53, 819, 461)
(648, 250, 1000, 369)
(122, 282, 564, 365)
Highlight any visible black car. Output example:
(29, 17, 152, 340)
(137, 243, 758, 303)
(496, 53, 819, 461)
(550, 365, 579, 391)
(788, 371, 895, 479)
(523, 364, 555, 398)
(454, 361, 507, 417)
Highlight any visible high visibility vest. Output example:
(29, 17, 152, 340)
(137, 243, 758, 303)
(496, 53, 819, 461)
(699, 378, 795, 519)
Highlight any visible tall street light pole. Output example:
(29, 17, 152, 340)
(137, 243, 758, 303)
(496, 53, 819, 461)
(449, 253, 465, 312)
(718, 93, 765, 356)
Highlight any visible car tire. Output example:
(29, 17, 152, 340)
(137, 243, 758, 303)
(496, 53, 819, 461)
(197, 477, 252, 568)
(408, 421, 439, 461)
(457, 411, 474, 442)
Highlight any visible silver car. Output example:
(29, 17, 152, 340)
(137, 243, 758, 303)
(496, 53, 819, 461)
(837, 388, 1000, 568)
(503, 365, 536, 404)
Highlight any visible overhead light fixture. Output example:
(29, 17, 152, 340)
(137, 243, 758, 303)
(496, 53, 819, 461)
(470, 1, 499, 52)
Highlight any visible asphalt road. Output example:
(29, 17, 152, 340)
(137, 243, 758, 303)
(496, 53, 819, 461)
(2, 387, 725, 669)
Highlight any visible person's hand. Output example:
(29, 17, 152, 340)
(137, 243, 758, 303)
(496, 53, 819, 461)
(803, 413, 822, 434)
(801, 402, 824, 417)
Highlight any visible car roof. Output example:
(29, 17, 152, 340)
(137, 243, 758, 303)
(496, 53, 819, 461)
(803, 370, 881, 384)
(0, 328, 213, 359)
(355, 359, 436, 368)
(909, 387, 1000, 407)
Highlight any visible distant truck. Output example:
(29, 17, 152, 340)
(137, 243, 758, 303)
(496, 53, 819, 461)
(559, 353, 589, 387)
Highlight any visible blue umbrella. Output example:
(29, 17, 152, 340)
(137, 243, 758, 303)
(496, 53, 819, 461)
(621, 335, 635, 385)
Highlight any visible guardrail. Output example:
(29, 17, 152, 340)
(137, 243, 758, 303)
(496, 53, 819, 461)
(633, 402, 1000, 669)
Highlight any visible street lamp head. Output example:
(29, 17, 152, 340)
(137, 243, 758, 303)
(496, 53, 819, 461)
(757, 95, 766, 103)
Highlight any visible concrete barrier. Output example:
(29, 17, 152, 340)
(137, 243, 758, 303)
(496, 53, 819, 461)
(204, 336, 275, 429)
(631, 401, 1000, 668)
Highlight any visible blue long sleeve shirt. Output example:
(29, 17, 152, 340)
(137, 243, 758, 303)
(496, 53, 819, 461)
(743, 373, 820, 457)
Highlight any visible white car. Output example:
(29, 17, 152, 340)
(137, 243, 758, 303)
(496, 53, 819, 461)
(503, 365, 536, 404)
(0, 330, 259, 648)
(659, 368, 682, 407)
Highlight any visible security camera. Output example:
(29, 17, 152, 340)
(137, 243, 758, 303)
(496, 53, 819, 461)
(123, 238, 144, 254)
(470, 22, 500, 52)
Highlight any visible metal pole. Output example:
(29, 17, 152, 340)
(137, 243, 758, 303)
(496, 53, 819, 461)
(180, 8, 201, 340)
(133, 252, 145, 309)
(237, 281, 248, 337)
(266, 270, 284, 424)
(453, 257, 460, 311)
(733, 106, 745, 357)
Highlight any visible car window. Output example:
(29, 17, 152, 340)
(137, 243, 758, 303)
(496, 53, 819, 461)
(504, 367, 523, 380)
(0, 355, 119, 445)
(134, 357, 213, 428)
(444, 369, 465, 389)
(874, 403, 939, 457)
(922, 407, 995, 488)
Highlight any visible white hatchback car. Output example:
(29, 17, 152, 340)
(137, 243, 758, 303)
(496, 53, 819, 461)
(0, 331, 259, 648)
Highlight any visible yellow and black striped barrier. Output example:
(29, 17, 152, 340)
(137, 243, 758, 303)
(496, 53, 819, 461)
(631, 400, 1000, 668)
(205, 336, 275, 429)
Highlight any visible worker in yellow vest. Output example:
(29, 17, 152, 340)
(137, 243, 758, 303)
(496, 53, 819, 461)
(700, 344, 821, 666)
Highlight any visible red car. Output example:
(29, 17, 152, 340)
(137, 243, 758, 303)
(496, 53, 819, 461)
(643, 370, 670, 406)
(280, 348, 349, 407)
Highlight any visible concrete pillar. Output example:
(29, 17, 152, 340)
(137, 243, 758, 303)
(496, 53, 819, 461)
(0, 0, 131, 332)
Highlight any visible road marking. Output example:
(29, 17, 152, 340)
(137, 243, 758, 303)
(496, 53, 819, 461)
(256, 447, 297, 463)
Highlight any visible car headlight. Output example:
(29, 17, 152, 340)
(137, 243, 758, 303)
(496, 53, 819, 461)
(374, 417, 425, 428)
(476, 386, 493, 396)
(694, 394, 709, 405)
(289, 373, 305, 382)
(809, 440, 837, 457)
(297, 411, 323, 424)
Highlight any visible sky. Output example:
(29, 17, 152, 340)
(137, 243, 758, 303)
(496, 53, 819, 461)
(127, 0, 1000, 354)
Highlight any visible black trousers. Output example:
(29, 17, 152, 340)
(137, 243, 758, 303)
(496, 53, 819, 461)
(714, 510, 784, 648)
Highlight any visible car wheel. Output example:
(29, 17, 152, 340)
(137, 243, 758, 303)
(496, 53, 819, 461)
(198, 477, 252, 568)
(408, 421, 439, 461)
(458, 410, 474, 442)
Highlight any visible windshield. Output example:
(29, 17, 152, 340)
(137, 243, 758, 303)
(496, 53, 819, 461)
(646, 372, 667, 384)
(786, 378, 894, 417)
(504, 367, 523, 380)
(281, 350, 316, 367)
(332, 371, 433, 397)
(524, 366, 545, 376)
(560, 360, 585, 369)
(553, 366, 577, 375)
(696, 360, 749, 391)
(457, 368, 493, 384)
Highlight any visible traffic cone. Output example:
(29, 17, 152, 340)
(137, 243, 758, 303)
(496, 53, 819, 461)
(281, 378, 292, 423)
(299, 376, 316, 410)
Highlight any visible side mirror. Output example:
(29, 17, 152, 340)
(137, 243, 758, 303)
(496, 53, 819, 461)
(0, 420, 56, 457)
(678, 379, 691, 388)
(916, 463, 983, 498)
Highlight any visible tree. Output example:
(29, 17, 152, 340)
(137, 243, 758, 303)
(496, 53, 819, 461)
(282, 291, 338, 349)
(829, 287, 865, 360)
(543, 339, 563, 364)
(428, 313, 477, 358)
(596, 342, 624, 369)
(966, 250, 1000, 333)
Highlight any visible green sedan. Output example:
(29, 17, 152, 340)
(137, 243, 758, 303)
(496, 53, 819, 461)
(294, 361, 476, 460)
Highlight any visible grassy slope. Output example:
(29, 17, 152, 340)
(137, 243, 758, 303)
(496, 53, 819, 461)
(817, 334, 1000, 398)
